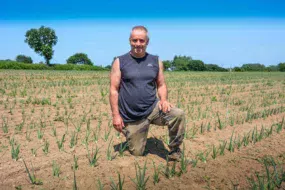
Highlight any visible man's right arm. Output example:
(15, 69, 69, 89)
(109, 58, 124, 132)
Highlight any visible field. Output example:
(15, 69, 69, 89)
(0, 70, 285, 189)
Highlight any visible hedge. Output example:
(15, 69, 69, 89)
(0, 61, 107, 71)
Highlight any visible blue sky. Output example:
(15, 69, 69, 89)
(1, 0, 285, 67)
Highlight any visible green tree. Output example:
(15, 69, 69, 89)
(172, 55, 192, 71)
(241, 63, 265, 71)
(66, 53, 93, 65)
(265, 65, 279, 72)
(233, 67, 243, 72)
(25, 26, 57, 66)
(162, 60, 172, 70)
(188, 60, 206, 71)
(279, 62, 285, 72)
(15, 55, 33, 64)
(105, 65, 112, 70)
(205, 64, 227, 71)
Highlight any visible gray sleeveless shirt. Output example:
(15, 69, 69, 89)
(118, 52, 159, 123)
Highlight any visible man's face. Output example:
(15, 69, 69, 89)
(129, 30, 149, 56)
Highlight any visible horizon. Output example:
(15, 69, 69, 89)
(1, 0, 285, 67)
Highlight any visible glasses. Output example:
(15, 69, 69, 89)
(131, 39, 146, 43)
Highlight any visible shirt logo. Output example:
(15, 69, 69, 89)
(147, 63, 153, 67)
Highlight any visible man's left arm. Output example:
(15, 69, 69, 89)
(156, 60, 172, 113)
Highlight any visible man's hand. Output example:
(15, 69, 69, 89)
(113, 114, 125, 133)
(159, 100, 172, 113)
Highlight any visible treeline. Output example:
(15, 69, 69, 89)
(162, 56, 285, 72)
(233, 63, 285, 72)
(162, 56, 227, 71)
(0, 60, 107, 71)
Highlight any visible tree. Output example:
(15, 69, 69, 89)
(172, 55, 192, 71)
(241, 63, 265, 71)
(188, 60, 206, 71)
(205, 64, 227, 72)
(162, 60, 172, 70)
(265, 65, 279, 72)
(15, 55, 33, 64)
(105, 65, 112, 70)
(66, 53, 93, 65)
(25, 26, 57, 66)
(279, 62, 285, 72)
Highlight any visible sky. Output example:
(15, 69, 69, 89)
(1, 0, 285, 67)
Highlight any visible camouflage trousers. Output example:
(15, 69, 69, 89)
(122, 102, 185, 156)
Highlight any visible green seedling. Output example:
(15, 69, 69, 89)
(87, 146, 100, 167)
(219, 140, 227, 155)
(70, 131, 78, 148)
(52, 160, 61, 177)
(152, 161, 160, 184)
(72, 155, 79, 171)
(42, 140, 49, 155)
(110, 172, 125, 190)
(23, 159, 43, 185)
(130, 161, 149, 190)
(57, 134, 65, 151)
(11, 143, 20, 160)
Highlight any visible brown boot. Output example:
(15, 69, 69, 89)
(168, 148, 181, 161)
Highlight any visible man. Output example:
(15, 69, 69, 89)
(109, 26, 185, 160)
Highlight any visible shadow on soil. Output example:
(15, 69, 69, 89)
(113, 137, 169, 160)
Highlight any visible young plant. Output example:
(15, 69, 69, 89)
(118, 141, 128, 157)
(97, 178, 104, 190)
(87, 146, 100, 167)
(11, 143, 20, 160)
(217, 113, 224, 130)
(110, 172, 125, 190)
(179, 143, 188, 174)
(72, 155, 79, 171)
(152, 161, 160, 184)
(130, 161, 149, 190)
(228, 131, 235, 152)
(219, 140, 227, 156)
(52, 160, 61, 177)
(102, 126, 111, 142)
(197, 151, 209, 163)
(212, 144, 218, 159)
(37, 128, 44, 140)
(23, 159, 43, 185)
(42, 140, 49, 155)
(107, 137, 115, 161)
(73, 170, 78, 190)
(2, 116, 8, 133)
(51, 126, 57, 137)
(82, 129, 91, 146)
(25, 130, 31, 142)
(70, 131, 78, 148)
(57, 134, 66, 151)
(163, 156, 177, 178)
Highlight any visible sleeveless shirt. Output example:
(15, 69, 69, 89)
(118, 52, 159, 123)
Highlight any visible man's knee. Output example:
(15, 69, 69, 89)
(172, 108, 185, 119)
